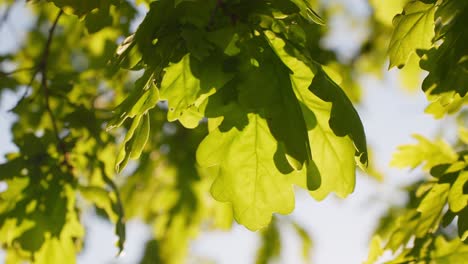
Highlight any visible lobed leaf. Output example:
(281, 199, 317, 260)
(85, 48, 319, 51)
(418, 1, 468, 97)
(388, 1, 435, 69)
(197, 108, 295, 230)
(265, 31, 364, 199)
(390, 134, 457, 171)
(448, 171, 468, 213)
(159, 54, 233, 127)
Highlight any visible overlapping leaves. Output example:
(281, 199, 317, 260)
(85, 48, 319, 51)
(366, 134, 468, 263)
(120, 110, 221, 264)
(389, 0, 468, 117)
(0, 133, 84, 263)
(388, 1, 436, 69)
(0, 3, 134, 261)
(363, 1, 468, 262)
(1, 0, 368, 261)
(419, 0, 468, 97)
(108, 0, 368, 230)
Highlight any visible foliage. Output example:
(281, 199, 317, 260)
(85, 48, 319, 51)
(0, 0, 466, 263)
(365, 0, 468, 263)
(368, 131, 468, 262)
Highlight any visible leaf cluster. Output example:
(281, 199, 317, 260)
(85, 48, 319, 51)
(0, 0, 367, 262)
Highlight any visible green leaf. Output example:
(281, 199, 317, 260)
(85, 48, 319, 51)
(256, 218, 281, 264)
(289, 0, 325, 25)
(265, 31, 361, 199)
(424, 92, 466, 119)
(197, 108, 295, 230)
(115, 113, 150, 173)
(388, 1, 436, 68)
(386, 235, 468, 264)
(180, 28, 213, 60)
(459, 126, 468, 144)
(108, 34, 141, 73)
(429, 237, 468, 263)
(0, 156, 84, 262)
(385, 212, 419, 252)
(364, 235, 384, 264)
(159, 54, 233, 127)
(291, 221, 313, 262)
(84, 8, 113, 34)
(301, 86, 358, 200)
(448, 171, 468, 213)
(32, 236, 80, 264)
(385, 182, 449, 252)
(133, 0, 183, 67)
(206, 27, 242, 56)
(115, 116, 139, 172)
(236, 40, 312, 171)
(129, 113, 150, 159)
(308, 69, 368, 167)
(458, 207, 468, 241)
(107, 71, 159, 130)
(79, 186, 118, 220)
(414, 183, 449, 237)
(390, 134, 457, 171)
(418, 1, 468, 97)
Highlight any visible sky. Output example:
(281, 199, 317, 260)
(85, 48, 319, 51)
(0, 1, 455, 263)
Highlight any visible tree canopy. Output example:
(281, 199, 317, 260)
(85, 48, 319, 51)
(0, 0, 466, 263)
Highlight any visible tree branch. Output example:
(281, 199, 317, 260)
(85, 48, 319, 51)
(0, 67, 35, 76)
(0, 4, 12, 29)
(39, 9, 72, 170)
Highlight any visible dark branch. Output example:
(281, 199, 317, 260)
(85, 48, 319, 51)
(0, 4, 12, 29)
(38, 9, 72, 170)
(0, 67, 35, 76)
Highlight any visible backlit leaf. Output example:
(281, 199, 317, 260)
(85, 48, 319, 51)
(197, 108, 295, 230)
(159, 54, 233, 127)
(448, 171, 468, 213)
(388, 1, 435, 68)
(265, 32, 362, 199)
(390, 134, 457, 171)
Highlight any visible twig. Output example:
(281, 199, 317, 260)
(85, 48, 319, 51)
(38, 9, 72, 170)
(7, 67, 40, 112)
(1, 66, 35, 105)
(0, 67, 35, 76)
(0, 4, 12, 29)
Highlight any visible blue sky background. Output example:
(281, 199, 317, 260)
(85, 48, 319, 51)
(0, 0, 455, 263)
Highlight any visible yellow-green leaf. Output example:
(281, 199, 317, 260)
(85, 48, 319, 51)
(448, 171, 468, 213)
(388, 1, 436, 68)
(265, 31, 359, 200)
(391, 134, 457, 171)
(197, 109, 295, 230)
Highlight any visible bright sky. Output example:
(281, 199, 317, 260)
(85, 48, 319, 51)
(0, 1, 453, 263)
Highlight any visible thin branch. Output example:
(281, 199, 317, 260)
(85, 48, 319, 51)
(0, 67, 35, 76)
(38, 9, 72, 170)
(40, 9, 63, 73)
(1, 66, 35, 106)
(7, 67, 40, 112)
(0, 4, 12, 29)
